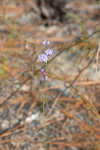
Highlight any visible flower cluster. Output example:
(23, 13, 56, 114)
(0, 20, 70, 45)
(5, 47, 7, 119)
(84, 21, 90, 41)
(40, 68, 48, 81)
(42, 40, 50, 46)
(38, 54, 48, 63)
(38, 40, 53, 81)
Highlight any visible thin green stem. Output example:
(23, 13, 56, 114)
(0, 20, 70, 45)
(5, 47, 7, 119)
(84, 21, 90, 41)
(42, 93, 47, 150)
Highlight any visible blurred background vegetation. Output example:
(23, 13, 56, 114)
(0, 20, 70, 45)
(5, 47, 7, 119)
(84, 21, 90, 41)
(0, 0, 100, 150)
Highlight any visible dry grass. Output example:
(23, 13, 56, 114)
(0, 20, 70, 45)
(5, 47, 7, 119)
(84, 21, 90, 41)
(0, 0, 100, 150)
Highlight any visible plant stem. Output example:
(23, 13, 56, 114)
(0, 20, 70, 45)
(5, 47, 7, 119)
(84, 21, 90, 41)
(42, 94, 47, 150)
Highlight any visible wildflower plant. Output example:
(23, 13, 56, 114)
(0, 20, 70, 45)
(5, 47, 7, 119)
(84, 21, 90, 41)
(38, 40, 53, 150)
(38, 40, 53, 81)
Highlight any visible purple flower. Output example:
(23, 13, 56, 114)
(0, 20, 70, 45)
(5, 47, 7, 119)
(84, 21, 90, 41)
(40, 69, 48, 81)
(41, 68, 45, 72)
(43, 71, 46, 76)
(42, 40, 50, 46)
(45, 49, 53, 56)
(38, 54, 48, 63)
(40, 75, 48, 81)
(40, 76, 45, 81)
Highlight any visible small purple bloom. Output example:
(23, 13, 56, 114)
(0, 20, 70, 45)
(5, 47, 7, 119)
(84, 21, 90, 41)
(42, 40, 50, 46)
(43, 71, 46, 76)
(40, 76, 45, 81)
(38, 54, 48, 63)
(40, 73, 48, 81)
(45, 49, 53, 56)
(41, 68, 45, 72)
(40, 68, 48, 82)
